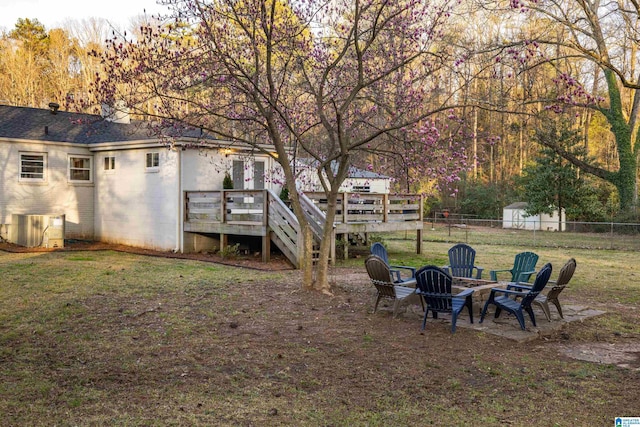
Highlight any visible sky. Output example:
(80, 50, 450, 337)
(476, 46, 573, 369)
(0, 0, 170, 33)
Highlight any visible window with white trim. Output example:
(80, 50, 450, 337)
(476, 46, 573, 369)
(19, 152, 47, 182)
(146, 152, 160, 171)
(104, 156, 115, 171)
(68, 156, 92, 182)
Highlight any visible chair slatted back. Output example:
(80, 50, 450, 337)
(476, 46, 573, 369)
(415, 265, 453, 314)
(547, 258, 577, 298)
(520, 263, 553, 307)
(448, 243, 476, 278)
(370, 242, 390, 265)
(365, 255, 396, 299)
(512, 251, 539, 282)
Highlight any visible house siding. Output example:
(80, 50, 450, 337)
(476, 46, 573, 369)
(182, 150, 228, 191)
(94, 148, 179, 250)
(0, 141, 94, 240)
(181, 150, 281, 191)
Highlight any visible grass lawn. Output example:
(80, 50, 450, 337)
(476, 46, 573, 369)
(1, 238, 639, 426)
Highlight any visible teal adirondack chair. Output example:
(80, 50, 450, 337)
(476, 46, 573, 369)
(490, 251, 539, 283)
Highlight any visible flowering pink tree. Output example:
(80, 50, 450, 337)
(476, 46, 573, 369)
(92, 0, 467, 292)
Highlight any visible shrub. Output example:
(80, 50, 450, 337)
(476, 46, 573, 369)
(219, 243, 240, 259)
(222, 172, 233, 189)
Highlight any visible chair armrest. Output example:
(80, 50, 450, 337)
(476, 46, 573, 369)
(454, 288, 474, 299)
(389, 269, 402, 282)
(441, 265, 451, 275)
(390, 265, 417, 277)
(514, 270, 537, 282)
(474, 266, 484, 279)
(489, 287, 528, 298)
(396, 277, 417, 287)
(490, 269, 511, 281)
(506, 282, 533, 291)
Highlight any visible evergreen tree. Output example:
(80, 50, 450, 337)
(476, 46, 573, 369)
(517, 122, 595, 228)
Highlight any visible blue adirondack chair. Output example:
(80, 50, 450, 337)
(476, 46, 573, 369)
(480, 263, 553, 330)
(365, 255, 422, 318)
(489, 251, 539, 283)
(443, 243, 483, 279)
(370, 242, 416, 282)
(415, 265, 474, 333)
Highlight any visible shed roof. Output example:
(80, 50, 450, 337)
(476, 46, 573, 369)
(504, 202, 529, 209)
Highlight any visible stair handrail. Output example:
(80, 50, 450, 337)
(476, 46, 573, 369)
(266, 190, 301, 266)
(299, 192, 328, 240)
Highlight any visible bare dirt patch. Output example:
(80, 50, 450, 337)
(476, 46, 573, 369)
(1, 240, 639, 424)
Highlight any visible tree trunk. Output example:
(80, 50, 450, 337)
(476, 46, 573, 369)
(314, 189, 340, 295)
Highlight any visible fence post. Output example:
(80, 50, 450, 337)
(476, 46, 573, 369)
(610, 220, 614, 250)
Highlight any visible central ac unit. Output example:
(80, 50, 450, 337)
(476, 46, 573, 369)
(9, 214, 65, 248)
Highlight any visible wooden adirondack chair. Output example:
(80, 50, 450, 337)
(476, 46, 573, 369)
(364, 255, 422, 318)
(489, 251, 539, 283)
(415, 265, 474, 333)
(443, 243, 484, 279)
(534, 258, 577, 320)
(370, 242, 416, 282)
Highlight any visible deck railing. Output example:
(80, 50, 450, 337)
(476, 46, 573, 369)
(302, 192, 423, 224)
(185, 190, 423, 226)
(185, 189, 267, 225)
(184, 190, 423, 265)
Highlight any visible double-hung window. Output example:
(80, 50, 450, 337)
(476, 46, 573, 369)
(104, 156, 115, 171)
(19, 152, 46, 182)
(69, 155, 93, 182)
(146, 152, 160, 171)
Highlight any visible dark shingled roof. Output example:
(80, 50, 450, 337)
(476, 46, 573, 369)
(0, 104, 158, 144)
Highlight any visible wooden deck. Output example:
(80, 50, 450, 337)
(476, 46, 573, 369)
(183, 190, 424, 266)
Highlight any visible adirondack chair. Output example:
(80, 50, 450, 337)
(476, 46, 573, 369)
(370, 242, 416, 282)
(480, 263, 553, 330)
(443, 243, 484, 279)
(415, 265, 474, 333)
(364, 255, 423, 318)
(489, 251, 539, 283)
(511, 258, 577, 321)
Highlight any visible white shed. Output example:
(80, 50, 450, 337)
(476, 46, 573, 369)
(502, 202, 566, 231)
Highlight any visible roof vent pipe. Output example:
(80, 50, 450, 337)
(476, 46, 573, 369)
(48, 102, 60, 114)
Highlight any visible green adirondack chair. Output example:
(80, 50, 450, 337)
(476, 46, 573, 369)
(490, 251, 539, 283)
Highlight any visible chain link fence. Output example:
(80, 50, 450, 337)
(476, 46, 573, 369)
(423, 215, 640, 251)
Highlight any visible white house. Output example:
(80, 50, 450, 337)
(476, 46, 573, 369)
(502, 202, 566, 231)
(0, 104, 283, 252)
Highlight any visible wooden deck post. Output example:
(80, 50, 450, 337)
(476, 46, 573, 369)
(343, 233, 349, 260)
(262, 190, 270, 263)
(416, 194, 423, 254)
(383, 194, 388, 223)
(221, 189, 228, 250)
(342, 193, 348, 224)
